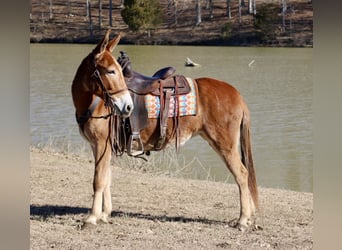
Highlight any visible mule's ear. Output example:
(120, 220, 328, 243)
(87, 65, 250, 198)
(93, 29, 111, 56)
(106, 32, 121, 53)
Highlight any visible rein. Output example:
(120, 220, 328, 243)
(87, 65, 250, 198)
(75, 64, 130, 157)
(92, 67, 128, 156)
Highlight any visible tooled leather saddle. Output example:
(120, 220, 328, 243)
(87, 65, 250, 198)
(117, 51, 191, 157)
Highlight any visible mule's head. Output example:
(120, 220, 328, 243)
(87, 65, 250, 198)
(91, 30, 133, 118)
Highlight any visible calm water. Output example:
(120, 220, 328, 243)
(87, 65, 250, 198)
(30, 44, 313, 192)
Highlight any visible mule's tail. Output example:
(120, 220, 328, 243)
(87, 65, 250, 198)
(240, 111, 259, 209)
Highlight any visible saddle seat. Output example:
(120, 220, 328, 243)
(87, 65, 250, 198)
(124, 67, 191, 97)
(125, 67, 176, 95)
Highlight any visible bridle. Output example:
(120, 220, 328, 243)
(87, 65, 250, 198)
(90, 62, 129, 156)
(91, 67, 128, 111)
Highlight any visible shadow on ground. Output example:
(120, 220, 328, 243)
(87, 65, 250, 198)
(30, 204, 235, 227)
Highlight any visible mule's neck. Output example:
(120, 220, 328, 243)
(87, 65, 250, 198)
(71, 55, 96, 117)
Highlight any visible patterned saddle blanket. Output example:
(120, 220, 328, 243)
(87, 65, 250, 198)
(145, 78, 197, 118)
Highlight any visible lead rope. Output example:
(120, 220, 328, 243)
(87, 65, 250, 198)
(92, 63, 147, 160)
(109, 110, 126, 157)
(91, 65, 127, 156)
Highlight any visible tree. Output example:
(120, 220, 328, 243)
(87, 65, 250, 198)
(281, 0, 287, 32)
(253, 0, 256, 15)
(49, 0, 53, 19)
(238, 0, 241, 23)
(109, 0, 112, 26)
(226, 0, 231, 18)
(205, 0, 213, 18)
(248, 0, 253, 14)
(121, 0, 162, 33)
(167, 0, 178, 26)
(195, 0, 202, 26)
(87, 0, 93, 37)
(254, 3, 279, 41)
(249, 0, 256, 15)
(98, 0, 102, 27)
(173, 0, 178, 25)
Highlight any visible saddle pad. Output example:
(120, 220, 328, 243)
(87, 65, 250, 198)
(145, 78, 197, 118)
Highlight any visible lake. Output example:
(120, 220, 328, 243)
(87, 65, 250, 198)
(30, 44, 313, 192)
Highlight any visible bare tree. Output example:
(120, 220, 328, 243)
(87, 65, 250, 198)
(196, 0, 202, 25)
(67, 0, 71, 16)
(166, 0, 178, 26)
(98, 0, 102, 27)
(49, 0, 53, 19)
(109, 0, 112, 26)
(226, 0, 231, 18)
(248, 0, 253, 14)
(253, 0, 256, 14)
(281, 0, 287, 32)
(174, 1, 178, 25)
(87, 0, 93, 37)
(238, 0, 241, 23)
(249, 0, 256, 14)
(206, 0, 213, 18)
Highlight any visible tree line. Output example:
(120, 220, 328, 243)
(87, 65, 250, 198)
(31, 0, 311, 42)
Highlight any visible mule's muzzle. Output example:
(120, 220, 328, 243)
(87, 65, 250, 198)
(121, 103, 133, 118)
(111, 92, 134, 118)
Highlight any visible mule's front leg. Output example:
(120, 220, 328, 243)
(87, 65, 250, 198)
(84, 145, 112, 226)
(101, 169, 112, 223)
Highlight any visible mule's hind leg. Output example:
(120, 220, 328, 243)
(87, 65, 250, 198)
(201, 132, 255, 230)
(84, 142, 112, 226)
(223, 150, 256, 230)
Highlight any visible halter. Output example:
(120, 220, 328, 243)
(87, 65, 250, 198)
(88, 62, 129, 156)
(91, 67, 128, 110)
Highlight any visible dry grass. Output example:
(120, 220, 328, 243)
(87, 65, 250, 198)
(31, 141, 216, 182)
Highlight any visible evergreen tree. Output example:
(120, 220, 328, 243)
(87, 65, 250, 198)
(121, 0, 162, 32)
(254, 3, 279, 41)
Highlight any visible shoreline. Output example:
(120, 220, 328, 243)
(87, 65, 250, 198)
(30, 147, 313, 249)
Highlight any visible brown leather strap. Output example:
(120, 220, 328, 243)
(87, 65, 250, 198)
(162, 90, 172, 137)
(156, 89, 172, 150)
(175, 77, 180, 152)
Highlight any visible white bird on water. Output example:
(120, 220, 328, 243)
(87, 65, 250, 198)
(248, 60, 255, 67)
(185, 57, 200, 67)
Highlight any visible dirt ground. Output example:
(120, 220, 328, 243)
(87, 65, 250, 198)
(30, 147, 313, 249)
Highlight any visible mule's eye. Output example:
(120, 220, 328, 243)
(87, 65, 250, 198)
(107, 70, 115, 75)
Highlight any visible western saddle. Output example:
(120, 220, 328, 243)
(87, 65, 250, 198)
(117, 51, 192, 157)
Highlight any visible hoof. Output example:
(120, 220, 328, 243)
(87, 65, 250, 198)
(237, 224, 247, 232)
(236, 218, 262, 232)
(253, 224, 263, 230)
(236, 217, 253, 231)
(83, 215, 98, 227)
(99, 214, 110, 224)
(81, 221, 97, 230)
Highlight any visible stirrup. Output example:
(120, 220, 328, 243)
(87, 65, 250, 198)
(155, 135, 166, 150)
(127, 132, 144, 157)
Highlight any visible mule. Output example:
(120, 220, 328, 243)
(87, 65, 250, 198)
(71, 30, 258, 231)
